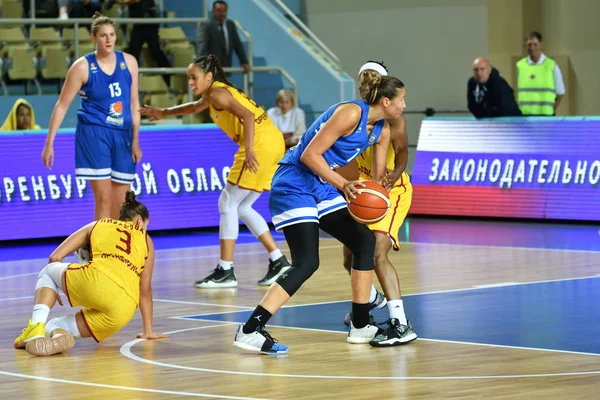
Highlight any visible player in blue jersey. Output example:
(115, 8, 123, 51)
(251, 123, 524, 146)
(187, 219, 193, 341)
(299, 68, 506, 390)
(42, 12, 141, 224)
(233, 72, 407, 354)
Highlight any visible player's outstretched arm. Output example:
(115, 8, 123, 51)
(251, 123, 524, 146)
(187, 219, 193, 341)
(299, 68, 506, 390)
(48, 221, 96, 263)
(136, 236, 168, 340)
(139, 96, 208, 121)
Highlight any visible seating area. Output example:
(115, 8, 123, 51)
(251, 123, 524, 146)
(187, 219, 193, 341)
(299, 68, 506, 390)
(0, 0, 196, 101)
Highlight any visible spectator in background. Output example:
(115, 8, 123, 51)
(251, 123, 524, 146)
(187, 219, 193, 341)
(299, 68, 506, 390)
(106, 0, 171, 85)
(66, 0, 102, 19)
(267, 89, 306, 148)
(1, 99, 41, 131)
(467, 57, 521, 118)
(516, 32, 565, 116)
(198, 1, 250, 73)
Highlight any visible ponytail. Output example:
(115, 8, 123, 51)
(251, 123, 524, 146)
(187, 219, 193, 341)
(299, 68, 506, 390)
(192, 54, 233, 86)
(119, 191, 150, 222)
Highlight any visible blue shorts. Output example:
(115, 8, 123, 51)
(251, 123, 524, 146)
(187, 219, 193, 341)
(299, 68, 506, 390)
(75, 124, 135, 184)
(269, 164, 347, 231)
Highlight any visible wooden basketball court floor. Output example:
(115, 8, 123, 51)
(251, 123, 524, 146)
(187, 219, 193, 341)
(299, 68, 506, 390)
(1, 217, 599, 399)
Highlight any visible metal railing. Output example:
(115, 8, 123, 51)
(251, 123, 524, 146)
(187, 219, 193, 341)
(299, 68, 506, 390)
(0, 17, 259, 97)
(268, 0, 341, 67)
(139, 66, 298, 124)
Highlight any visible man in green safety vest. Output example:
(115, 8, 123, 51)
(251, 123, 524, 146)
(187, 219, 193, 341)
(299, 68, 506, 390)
(516, 32, 565, 116)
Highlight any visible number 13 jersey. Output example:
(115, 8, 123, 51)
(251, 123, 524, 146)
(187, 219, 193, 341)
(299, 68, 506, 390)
(77, 51, 132, 131)
(89, 218, 148, 302)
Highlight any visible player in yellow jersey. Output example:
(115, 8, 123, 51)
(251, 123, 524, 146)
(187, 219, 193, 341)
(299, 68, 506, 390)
(341, 61, 417, 347)
(140, 54, 291, 288)
(14, 191, 166, 356)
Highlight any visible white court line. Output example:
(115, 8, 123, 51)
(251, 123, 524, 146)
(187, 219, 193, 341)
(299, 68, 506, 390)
(400, 240, 600, 254)
(0, 272, 38, 281)
(154, 299, 254, 310)
(2, 236, 599, 266)
(410, 274, 600, 298)
(0, 238, 336, 266)
(155, 243, 341, 263)
(0, 296, 31, 302)
(164, 323, 229, 335)
(0, 370, 271, 400)
(0, 242, 342, 269)
(4, 274, 600, 308)
(178, 318, 600, 358)
(121, 322, 600, 380)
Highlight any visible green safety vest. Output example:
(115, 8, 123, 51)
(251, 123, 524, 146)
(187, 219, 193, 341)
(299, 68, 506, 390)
(516, 57, 557, 116)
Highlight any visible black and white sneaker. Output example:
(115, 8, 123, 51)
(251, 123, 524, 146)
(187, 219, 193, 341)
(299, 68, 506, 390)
(233, 324, 288, 354)
(194, 265, 238, 288)
(347, 321, 382, 344)
(369, 319, 417, 347)
(257, 255, 291, 286)
(343, 290, 387, 326)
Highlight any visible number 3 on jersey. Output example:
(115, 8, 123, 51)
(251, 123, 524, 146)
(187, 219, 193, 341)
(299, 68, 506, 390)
(109, 82, 121, 98)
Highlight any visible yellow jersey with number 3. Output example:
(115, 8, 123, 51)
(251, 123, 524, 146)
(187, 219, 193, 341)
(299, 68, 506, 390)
(89, 218, 148, 304)
(208, 81, 277, 146)
(357, 144, 408, 189)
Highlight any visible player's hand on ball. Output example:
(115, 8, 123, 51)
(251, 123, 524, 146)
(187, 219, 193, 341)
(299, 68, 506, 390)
(342, 180, 366, 201)
(139, 105, 166, 121)
(136, 332, 168, 340)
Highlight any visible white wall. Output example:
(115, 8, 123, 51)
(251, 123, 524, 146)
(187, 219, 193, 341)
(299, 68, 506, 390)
(306, 0, 488, 172)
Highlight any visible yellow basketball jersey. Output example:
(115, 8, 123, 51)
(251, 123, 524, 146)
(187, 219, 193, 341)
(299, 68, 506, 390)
(208, 81, 278, 145)
(89, 218, 148, 304)
(357, 145, 408, 188)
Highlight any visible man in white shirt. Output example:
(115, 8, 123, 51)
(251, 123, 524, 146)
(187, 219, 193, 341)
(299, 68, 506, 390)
(516, 32, 565, 115)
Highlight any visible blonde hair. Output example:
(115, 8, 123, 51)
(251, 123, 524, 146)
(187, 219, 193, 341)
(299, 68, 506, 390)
(359, 70, 405, 105)
(91, 12, 114, 35)
(275, 89, 296, 107)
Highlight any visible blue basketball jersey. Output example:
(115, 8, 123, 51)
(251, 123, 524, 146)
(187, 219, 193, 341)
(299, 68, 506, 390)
(77, 51, 132, 131)
(280, 100, 385, 173)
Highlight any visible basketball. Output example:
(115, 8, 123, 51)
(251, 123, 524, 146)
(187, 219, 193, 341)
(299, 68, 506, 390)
(347, 181, 390, 224)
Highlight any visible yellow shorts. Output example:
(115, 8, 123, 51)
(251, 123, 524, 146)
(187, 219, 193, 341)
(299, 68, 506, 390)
(65, 264, 137, 342)
(227, 132, 285, 192)
(368, 176, 413, 251)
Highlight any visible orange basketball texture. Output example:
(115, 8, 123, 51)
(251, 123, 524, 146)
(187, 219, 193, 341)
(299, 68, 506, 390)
(347, 181, 390, 224)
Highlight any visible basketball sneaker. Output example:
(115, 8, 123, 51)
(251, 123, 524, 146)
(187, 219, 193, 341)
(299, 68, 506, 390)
(343, 290, 387, 326)
(194, 265, 238, 288)
(14, 320, 46, 349)
(233, 324, 288, 354)
(369, 319, 417, 347)
(347, 321, 382, 344)
(26, 333, 75, 356)
(257, 255, 292, 286)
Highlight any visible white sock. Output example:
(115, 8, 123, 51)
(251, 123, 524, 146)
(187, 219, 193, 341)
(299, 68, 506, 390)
(387, 300, 407, 325)
(219, 260, 233, 270)
(369, 285, 377, 303)
(32, 304, 51, 324)
(269, 249, 283, 262)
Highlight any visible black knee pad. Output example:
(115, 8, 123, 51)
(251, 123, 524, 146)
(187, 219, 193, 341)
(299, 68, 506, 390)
(319, 208, 376, 272)
(276, 253, 319, 296)
(349, 225, 376, 271)
(277, 223, 321, 296)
